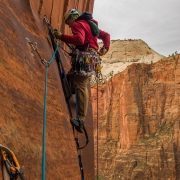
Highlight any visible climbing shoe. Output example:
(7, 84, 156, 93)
(70, 119, 84, 133)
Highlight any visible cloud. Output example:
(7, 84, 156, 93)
(93, 0, 180, 56)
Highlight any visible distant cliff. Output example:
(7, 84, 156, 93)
(91, 54, 180, 179)
(96, 39, 165, 84)
(0, 0, 94, 179)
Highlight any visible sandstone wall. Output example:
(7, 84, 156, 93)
(0, 0, 94, 179)
(98, 39, 165, 82)
(91, 54, 180, 180)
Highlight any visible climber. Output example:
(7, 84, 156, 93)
(54, 9, 110, 133)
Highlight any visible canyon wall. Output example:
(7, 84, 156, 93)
(91, 54, 180, 180)
(96, 39, 165, 84)
(0, 0, 94, 179)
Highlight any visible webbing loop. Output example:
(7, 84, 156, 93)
(42, 45, 59, 180)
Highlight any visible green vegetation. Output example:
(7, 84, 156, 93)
(94, 174, 105, 180)
(131, 157, 149, 168)
(140, 119, 178, 148)
(168, 51, 178, 57)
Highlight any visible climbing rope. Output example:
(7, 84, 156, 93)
(0, 144, 25, 180)
(96, 78, 99, 180)
(44, 15, 89, 180)
(41, 45, 59, 180)
(27, 37, 59, 180)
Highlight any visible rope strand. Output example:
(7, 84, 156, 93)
(42, 45, 59, 180)
(96, 78, 99, 180)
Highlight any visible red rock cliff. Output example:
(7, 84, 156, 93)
(0, 0, 94, 179)
(91, 54, 180, 179)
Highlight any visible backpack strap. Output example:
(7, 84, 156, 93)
(76, 12, 93, 21)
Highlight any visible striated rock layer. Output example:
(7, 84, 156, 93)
(99, 39, 165, 82)
(0, 0, 94, 179)
(91, 54, 180, 179)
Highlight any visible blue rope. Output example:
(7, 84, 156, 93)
(42, 45, 58, 180)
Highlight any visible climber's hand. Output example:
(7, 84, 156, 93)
(98, 47, 108, 56)
(54, 29, 62, 39)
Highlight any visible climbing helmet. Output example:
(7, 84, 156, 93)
(64, 9, 81, 23)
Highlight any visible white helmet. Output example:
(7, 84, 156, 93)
(64, 9, 81, 23)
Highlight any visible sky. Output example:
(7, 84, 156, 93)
(93, 0, 180, 57)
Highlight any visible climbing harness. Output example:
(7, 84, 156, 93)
(0, 144, 25, 180)
(68, 12, 103, 79)
(70, 48, 102, 78)
(43, 15, 89, 180)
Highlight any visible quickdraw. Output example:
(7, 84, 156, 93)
(26, 37, 48, 66)
(0, 144, 25, 180)
(27, 37, 59, 180)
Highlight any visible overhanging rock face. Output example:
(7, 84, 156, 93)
(0, 0, 94, 179)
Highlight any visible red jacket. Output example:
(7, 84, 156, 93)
(60, 19, 110, 51)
